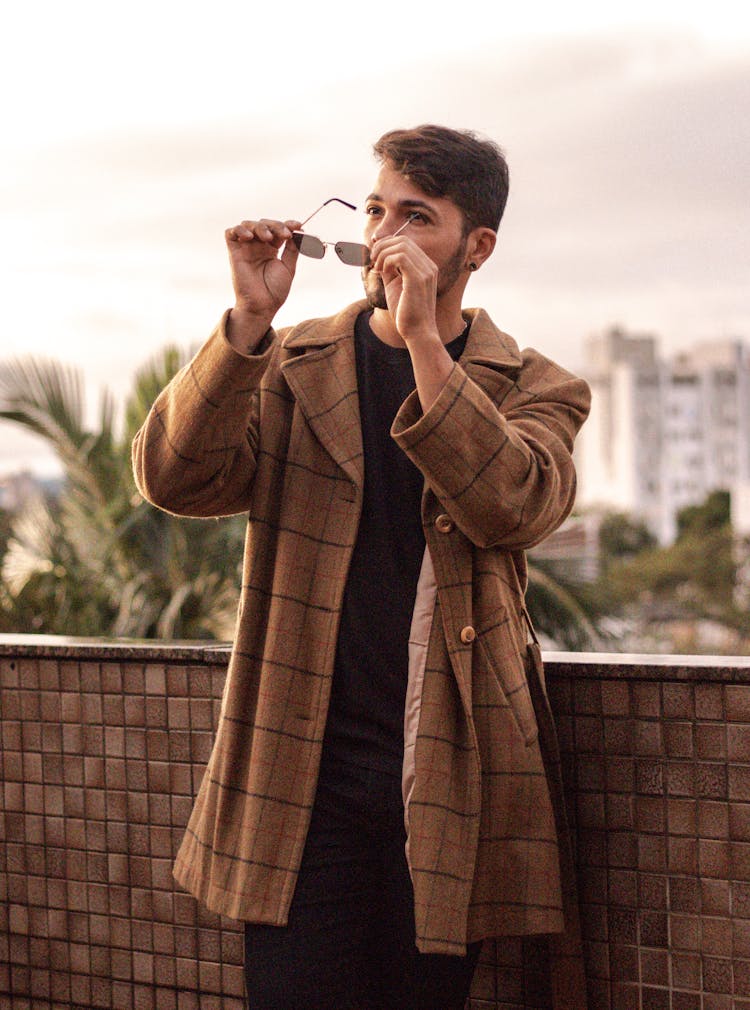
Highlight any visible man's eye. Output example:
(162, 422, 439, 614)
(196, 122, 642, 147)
(365, 206, 382, 216)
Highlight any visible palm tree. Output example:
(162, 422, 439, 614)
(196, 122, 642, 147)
(1, 349, 604, 648)
(525, 556, 604, 651)
(0, 350, 245, 639)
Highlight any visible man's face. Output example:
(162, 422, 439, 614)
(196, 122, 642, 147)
(361, 163, 469, 310)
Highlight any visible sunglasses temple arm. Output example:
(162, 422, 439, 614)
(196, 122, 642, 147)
(392, 214, 419, 237)
(298, 197, 357, 230)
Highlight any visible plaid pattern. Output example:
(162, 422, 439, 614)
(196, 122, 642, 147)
(132, 299, 590, 955)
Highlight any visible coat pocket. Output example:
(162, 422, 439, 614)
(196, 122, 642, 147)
(476, 610, 539, 746)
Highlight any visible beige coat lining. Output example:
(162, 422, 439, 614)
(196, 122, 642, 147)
(402, 545, 438, 876)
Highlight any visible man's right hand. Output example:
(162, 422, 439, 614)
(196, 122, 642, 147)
(225, 218, 301, 353)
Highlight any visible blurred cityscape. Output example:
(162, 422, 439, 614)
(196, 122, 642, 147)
(1, 325, 750, 655)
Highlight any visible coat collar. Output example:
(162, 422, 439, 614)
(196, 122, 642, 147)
(279, 302, 367, 488)
(282, 300, 523, 367)
(277, 301, 523, 487)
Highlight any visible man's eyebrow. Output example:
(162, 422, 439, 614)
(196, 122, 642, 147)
(365, 194, 437, 213)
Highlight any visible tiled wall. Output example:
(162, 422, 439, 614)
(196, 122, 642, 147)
(1, 641, 750, 1009)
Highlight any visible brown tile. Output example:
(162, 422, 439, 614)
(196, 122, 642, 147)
(166, 666, 189, 697)
(696, 683, 724, 720)
(668, 837, 697, 874)
(639, 874, 668, 910)
(607, 795, 634, 830)
(735, 884, 750, 924)
(145, 696, 167, 727)
(639, 835, 667, 872)
(578, 793, 606, 829)
(635, 720, 664, 756)
(702, 955, 733, 993)
(731, 725, 750, 762)
(609, 869, 638, 907)
(735, 919, 750, 958)
(601, 681, 630, 716)
(191, 732, 213, 763)
(144, 663, 166, 695)
(702, 878, 730, 916)
(670, 913, 700, 951)
(667, 798, 697, 836)
(639, 910, 668, 947)
(666, 761, 695, 797)
(731, 766, 750, 801)
(607, 756, 635, 793)
(670, 950, 701, 989)
(608, 908, 637, 944)
(726, 685, 750, 722)
(697, 800, 730, 840)
(674, 876, 702, 917)
(671, 994, 700, 1010)
(663, 683, 694, 719)
(700, 839, 731, 878)
(640, 947, 669, 986)
(636, 797, 665, 833)
(122, 662, 145, 694)
(734, 842, 750, 881)
(609, 944, 638, 983)
(637, 760, 665, 796)
(664, 721, 694, 758)
(732, 804, 750, 842)
(736, 961, 750, 998)
(609, 832, 638, 869)
(703, 996, 733, 1010)
(633, 682, 660, 717)
(701, 916, 732, 955)
(124, 695, 146, 727)
(696, 723, 727, 760)
(696, 763, 728, 800)
(147, 729, 170, 762)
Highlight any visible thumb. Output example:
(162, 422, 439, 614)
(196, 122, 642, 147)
(279, 219, 301, 272)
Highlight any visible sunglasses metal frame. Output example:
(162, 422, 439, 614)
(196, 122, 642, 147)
(291, 197, 416, 268)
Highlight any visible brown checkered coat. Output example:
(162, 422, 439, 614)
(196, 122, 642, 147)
(132, 299, 590, 955)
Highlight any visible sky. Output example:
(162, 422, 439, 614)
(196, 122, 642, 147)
(1, 0, 748, 476)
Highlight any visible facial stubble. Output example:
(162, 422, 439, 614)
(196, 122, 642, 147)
(362, 238, 468, 312)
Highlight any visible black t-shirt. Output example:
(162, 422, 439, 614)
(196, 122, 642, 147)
(322, 310, 469, 778)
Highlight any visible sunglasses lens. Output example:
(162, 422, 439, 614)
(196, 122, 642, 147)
(334, 242, 370, 267)
(292, 233, 325, 259)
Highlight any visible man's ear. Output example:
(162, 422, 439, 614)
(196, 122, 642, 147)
(465, 227, 497, 271)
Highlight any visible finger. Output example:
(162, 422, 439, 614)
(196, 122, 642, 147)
(226, 219, 294, 246)
(279, 236, 300, 273)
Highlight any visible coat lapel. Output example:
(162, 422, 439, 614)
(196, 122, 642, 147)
(280, 303, 365, 489)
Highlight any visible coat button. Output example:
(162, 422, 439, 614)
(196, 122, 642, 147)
(435, 513, 454, 533)
(460, 626, 476, 644)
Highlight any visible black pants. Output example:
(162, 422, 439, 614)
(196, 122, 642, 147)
(244, 753, 481, 1010)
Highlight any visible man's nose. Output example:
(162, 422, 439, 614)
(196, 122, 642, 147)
(370, 214, 396, 241)
(371, 214, 414, 242)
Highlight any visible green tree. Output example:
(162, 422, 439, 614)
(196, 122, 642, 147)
(1, 349, 604, 650)
(599, 491, 741, 629)
(599, 511, 657, 563)
(525, 556, 604, 651)
(0, 351, 245, 639)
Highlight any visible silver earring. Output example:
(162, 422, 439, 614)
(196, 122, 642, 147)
(468, 262, 478, 271)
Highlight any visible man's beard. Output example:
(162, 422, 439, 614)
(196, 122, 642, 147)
(362, 238, 468, 311)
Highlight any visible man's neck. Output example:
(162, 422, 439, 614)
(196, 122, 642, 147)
(369, 305, 467, 349)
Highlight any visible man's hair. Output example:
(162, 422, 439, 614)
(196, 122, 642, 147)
(373, 124, 510, 233)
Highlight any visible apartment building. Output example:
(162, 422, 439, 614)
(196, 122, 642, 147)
(575, 327, 750, 543)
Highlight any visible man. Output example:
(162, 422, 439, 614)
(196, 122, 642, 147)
(133, 125, 590, 1010)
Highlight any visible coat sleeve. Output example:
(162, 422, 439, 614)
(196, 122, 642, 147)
(131, 310, 279, 518)
(391, 349, 591, 550)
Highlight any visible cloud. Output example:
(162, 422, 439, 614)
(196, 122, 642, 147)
(1, 30, 748, 438)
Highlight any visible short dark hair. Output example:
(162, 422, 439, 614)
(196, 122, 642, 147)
(373, 124, 509, 233)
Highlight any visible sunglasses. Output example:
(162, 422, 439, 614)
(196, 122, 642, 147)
(291, 197, 415, 268)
